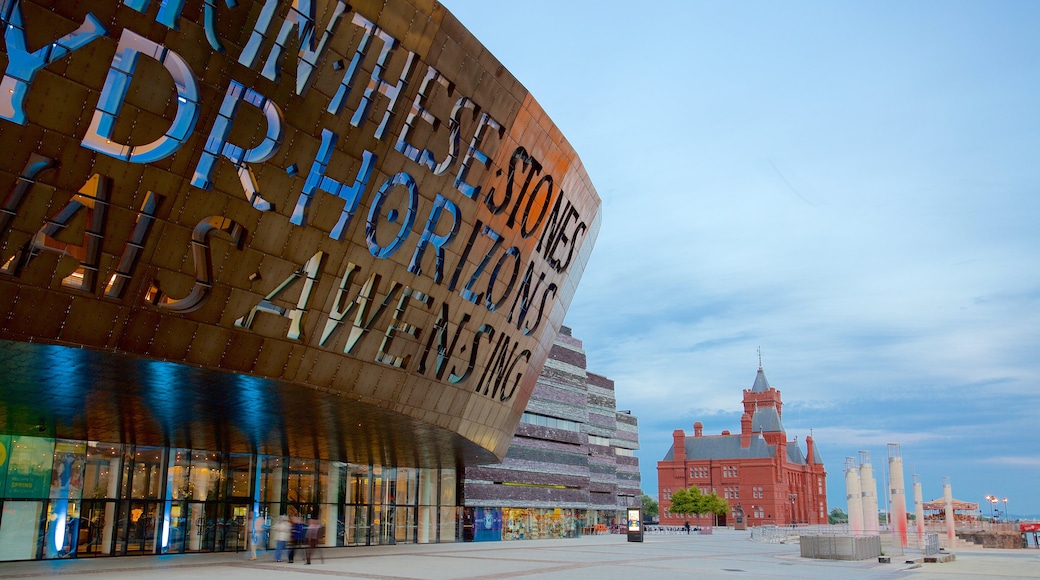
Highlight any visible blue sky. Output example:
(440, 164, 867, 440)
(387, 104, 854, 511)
(442, 1, 1040, 517)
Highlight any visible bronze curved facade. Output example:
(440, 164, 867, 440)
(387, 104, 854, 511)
(0, 0, 600, 469)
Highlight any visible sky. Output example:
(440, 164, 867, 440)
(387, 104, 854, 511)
(442, 0, 1040, 518)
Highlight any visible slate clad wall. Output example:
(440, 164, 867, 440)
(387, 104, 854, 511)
(463, 327, 640, 511)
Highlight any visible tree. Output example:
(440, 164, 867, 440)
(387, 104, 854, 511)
(702, 492, 730, 525)
(641, 493, 658, 519)
(669, 487, 702, 520)
(828, 507, 848, 524)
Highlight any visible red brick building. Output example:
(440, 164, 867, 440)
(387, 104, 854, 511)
(657, 366, 827, 526)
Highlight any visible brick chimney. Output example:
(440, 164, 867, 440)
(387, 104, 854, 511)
(694, 421, 703, 437)
(672, 429, 686, 463)
(806, 435, 815, 465)
(740, 412, 752, 448)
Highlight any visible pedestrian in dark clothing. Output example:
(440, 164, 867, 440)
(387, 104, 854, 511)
(305, 516, 322, 564)
(288, 516, 304, 563)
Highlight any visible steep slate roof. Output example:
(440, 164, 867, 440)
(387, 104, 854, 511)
(662, 433, 775, 461)
(787, 443, 806, 465)
(811, 441, 824, 464)
(751, 367, 771, 392)
(751, 406, 784, 433)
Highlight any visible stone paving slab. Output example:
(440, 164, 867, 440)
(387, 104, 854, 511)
(0, 529, 1036, 579)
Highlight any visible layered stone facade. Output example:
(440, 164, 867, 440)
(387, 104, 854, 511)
(462, 327, 639, 540)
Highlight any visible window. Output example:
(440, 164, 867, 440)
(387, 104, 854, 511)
(753, 486, 763, 499)
(722, 465, 739, 478)
(520, 412, 580, 432)
(689, 466, 709, 479)
(588, 435, 611, 446)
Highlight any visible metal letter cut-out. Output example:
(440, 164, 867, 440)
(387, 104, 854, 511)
(0, 173, 110, 293)
(104, 191, 163, 299)
(366, 173, 419, 259)
(395, 66, 454, 171)
(0, 154, 57, 235)
(81, 29, 199, 163)
(235, 251, 325, 340)
(0, 0, 107, 124)
(147, 216, 245, 313)
(125, 0, 238, 52)
(240, 0, 347, 95)
(456, 112, 503, 199)
(191, 81, 283, 212)
(407, 193, 459, 284)
(290, 129, 376, 238)
(328, 13, 418, 139)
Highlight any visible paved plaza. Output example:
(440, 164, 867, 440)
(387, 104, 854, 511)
(0, 528, 1036, 579)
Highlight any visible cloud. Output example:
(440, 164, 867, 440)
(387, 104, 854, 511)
(444, 0, 1040, 514)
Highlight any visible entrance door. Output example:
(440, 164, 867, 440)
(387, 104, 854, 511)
(345, 505, 369, 546)
(114, 500, 160, 554)
(75, 500, 110, 556)
(221, 502, 249, 553)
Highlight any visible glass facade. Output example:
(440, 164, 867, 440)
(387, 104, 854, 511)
(0, 436, 458, 561)
(461, 506, 622, 542)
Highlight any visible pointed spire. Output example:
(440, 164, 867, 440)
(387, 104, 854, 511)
(757, 346, 763, 370)
(751, 366, 771, 392)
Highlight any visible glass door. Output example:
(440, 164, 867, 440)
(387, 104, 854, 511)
(346, 465, 369, 546)
(75, 499, 110, 556)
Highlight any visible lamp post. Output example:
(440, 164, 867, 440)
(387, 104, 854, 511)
(789, 493, 797, 525)
(984, 495, 994, 528)
(1003, 498, 1008, 524)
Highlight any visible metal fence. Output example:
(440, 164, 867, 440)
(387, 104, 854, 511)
(924, 533, 940, 556)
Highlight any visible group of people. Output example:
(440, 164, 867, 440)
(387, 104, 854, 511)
(250, 513, 323, 564)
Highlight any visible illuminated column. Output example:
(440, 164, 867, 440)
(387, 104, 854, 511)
(943, 476, 955, 546)
(913, 474, 925, 548)
(417, 468, 436, 544)
(887, 444, 907, 547)
(188, 464, 212, 551)
(102, 456, 121, 554)
(269, 464, 284, 515)
(845, 457, 864, 536)
(323, 463, 340, 547)
(859, 451, 879, 535)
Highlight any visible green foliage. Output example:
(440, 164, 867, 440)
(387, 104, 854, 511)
(703, 492, 730, 516)
(641, 493, 658, 518)
(669, 487, 733, 525)
(828, 507, 848, 524)
(668, 487, 700, 517)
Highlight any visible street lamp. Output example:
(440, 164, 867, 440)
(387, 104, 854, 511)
(1003, 498, 1009, 523)
(789, 493, 797, 525)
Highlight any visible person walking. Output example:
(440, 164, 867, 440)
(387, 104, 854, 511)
(249, 512, 265, 560)
(288, 515, 304, 563)
(273, 516, 291, 562)
(305, 515, 323, 564)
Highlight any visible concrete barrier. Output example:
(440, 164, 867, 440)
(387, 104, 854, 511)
(799, 535, 882, 560)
